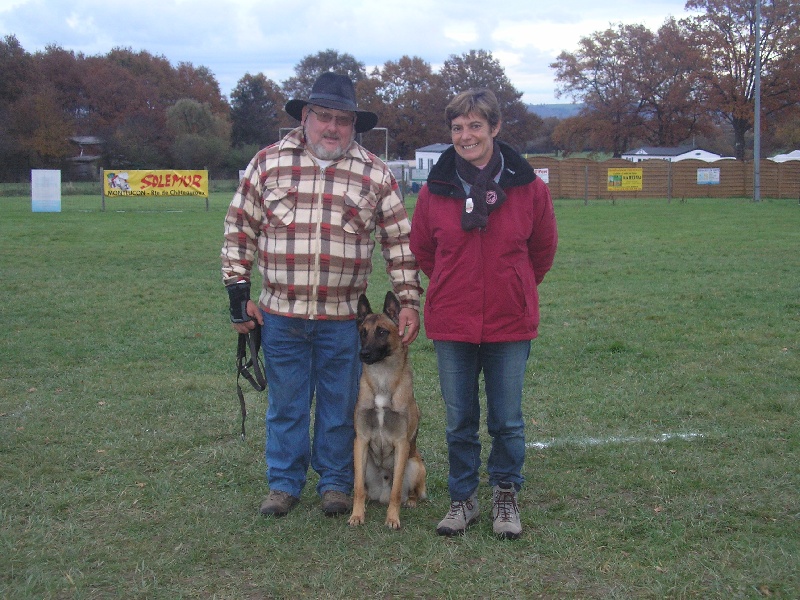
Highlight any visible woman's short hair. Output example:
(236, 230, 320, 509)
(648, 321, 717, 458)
(445, 89, 502, 130)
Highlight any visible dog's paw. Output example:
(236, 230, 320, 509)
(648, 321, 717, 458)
(385, 516, 401, 530)
(403, 499, 417, 508)
(348, 513, 365, 527)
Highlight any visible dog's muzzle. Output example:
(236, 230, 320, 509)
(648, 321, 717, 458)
(360, 347, 390, 365)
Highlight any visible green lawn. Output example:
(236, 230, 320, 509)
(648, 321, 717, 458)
(1, 194, 798, 598)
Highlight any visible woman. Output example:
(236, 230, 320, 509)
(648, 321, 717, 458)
(409, 89, 557, 539)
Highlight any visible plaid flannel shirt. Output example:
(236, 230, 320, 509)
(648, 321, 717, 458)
(221, 127, 421, 319)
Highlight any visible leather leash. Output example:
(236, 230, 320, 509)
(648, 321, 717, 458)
(236, 322, 266, 439)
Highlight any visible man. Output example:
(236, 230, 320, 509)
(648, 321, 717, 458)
(221, 72, 421, 518)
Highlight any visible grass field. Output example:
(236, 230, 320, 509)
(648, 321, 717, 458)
(1, 193, 798, 599)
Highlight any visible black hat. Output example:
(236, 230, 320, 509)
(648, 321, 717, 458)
(285, 72, 378, 133)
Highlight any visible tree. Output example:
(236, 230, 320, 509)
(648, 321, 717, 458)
(166, 98, 230, 170)
(230, 73, 286, 147)
(82, 48, 229, 169)
(525, 116, 560, 155)
(367, 56, 449, 158)
(0, 35, 32, 104)
(175, 63, 229, 115)
(551, 115, 602, 156)
(631, 18, 712, 146)
(1, 44, 78, 171)
(440, 50, 542, 151)
(0, 36, 35, 179)
(80, 54, 168, 167)
(8, 84, 72, 169)
(765, 103, 800, 150)
(0, 39, 234, 177)
(686, 0, 800, 159)
(552, 24, 648, 157)
(281, 50, 367, 100)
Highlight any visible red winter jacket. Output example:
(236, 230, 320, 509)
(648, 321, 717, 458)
(409, 143, 557, 344)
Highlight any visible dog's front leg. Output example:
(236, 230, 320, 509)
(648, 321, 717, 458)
(385, 440, 410, 529)
(348, 434, 369, 526)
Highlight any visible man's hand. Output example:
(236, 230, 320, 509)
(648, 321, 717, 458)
(232, 300, 263, 334)
(398, 307, 420, 345)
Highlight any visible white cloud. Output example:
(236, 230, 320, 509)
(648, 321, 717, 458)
(443, 20, 479, 45)
(0, 0, 693, 103)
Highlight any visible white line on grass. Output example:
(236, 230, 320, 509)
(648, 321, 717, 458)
(526, 432, 704, 450)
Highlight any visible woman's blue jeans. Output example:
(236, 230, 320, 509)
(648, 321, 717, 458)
(433, 340, 531, 501)
(261, 311, 360, 498)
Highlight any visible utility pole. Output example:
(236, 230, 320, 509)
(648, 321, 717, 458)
(754, 0, 762, 202)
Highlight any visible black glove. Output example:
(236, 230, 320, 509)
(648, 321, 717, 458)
(227, 282, 252, 323)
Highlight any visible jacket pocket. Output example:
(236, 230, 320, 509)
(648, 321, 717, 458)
(263, 188, 296, 228)
(341, 191, 377, 235)
(512, 263, 535, 315)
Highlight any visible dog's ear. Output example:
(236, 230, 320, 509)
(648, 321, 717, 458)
(357, 294, 372, 326)
(382, 291, 401, 325)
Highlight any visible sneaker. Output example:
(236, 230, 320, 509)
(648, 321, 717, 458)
(436, 494, 479, 536)
(321, 490, 352, 516)
(492, 482, 522, 539)
(259, 490, 299, 517)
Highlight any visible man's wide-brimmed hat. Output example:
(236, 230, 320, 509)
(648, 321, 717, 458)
(285, 72, 378, 134)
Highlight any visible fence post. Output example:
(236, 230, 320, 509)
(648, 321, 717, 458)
(584, 164, 589, 206)
(667, 161, 672, 203)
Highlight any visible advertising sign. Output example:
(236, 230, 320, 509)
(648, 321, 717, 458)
(697, 168, 721, 185)
(607, 168, 643, 191)
(103, 170, 209, 197)
(31, 169, 62, 212)
(534, 168, 550, 184)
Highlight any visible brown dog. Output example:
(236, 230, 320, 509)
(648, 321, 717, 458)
(348, 292, 427, 529)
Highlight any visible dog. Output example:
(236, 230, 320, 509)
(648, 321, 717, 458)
(348, 291, 427, 529)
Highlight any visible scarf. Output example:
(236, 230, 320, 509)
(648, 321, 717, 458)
(456, 141, 507, 231)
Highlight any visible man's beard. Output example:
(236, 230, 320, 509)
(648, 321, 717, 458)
(305, 130, 354, 160)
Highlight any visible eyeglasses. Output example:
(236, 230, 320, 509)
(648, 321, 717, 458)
(307, 106, 355, 127)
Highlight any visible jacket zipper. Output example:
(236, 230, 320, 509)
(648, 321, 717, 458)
(309, 165, 324, 319)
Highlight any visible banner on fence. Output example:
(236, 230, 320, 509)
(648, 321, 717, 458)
(607, 168, 643, 191)
(697, 168, 721, 185)
(103, 170, 209, 197)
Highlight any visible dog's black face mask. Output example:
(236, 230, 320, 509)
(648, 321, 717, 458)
(359, 321, 393, 365)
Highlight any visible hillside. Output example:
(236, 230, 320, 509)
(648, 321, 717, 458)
(527, 103, 584, 119)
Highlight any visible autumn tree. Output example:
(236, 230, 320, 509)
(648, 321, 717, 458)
(552, 24, 650, 157)
(230, 73, 287, 148)
(8, 83, 72, 169)
(686, 0, 800, 159)
(85, 48, 229, 168)
(0, 35, 30, 104)
(526, 116, 560, 155)
(440, 50, 542, 151)
(0, 42, 83, 173)
(765, 103, 800, 150)
(0, 36, 38, 177)
(281, 50, 367, 100)
(366, 56, 449, 158)
(632, 18, 712, 146)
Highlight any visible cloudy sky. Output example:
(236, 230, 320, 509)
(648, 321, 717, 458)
(1, 0, 697, 104)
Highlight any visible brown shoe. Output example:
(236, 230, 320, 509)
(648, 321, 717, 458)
(436, 494, 479, 536)
(321, 490, 352, 516)
(492, 482, 522, 540)
(259, 490, 299, 517)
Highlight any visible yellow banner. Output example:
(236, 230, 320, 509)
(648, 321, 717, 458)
(607, 168, 643, 191)
(103, 170, 209, 197)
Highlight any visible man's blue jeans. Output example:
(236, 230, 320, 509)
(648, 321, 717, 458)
(261, 312, 360, 498)
(433, 340, 531, 500)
